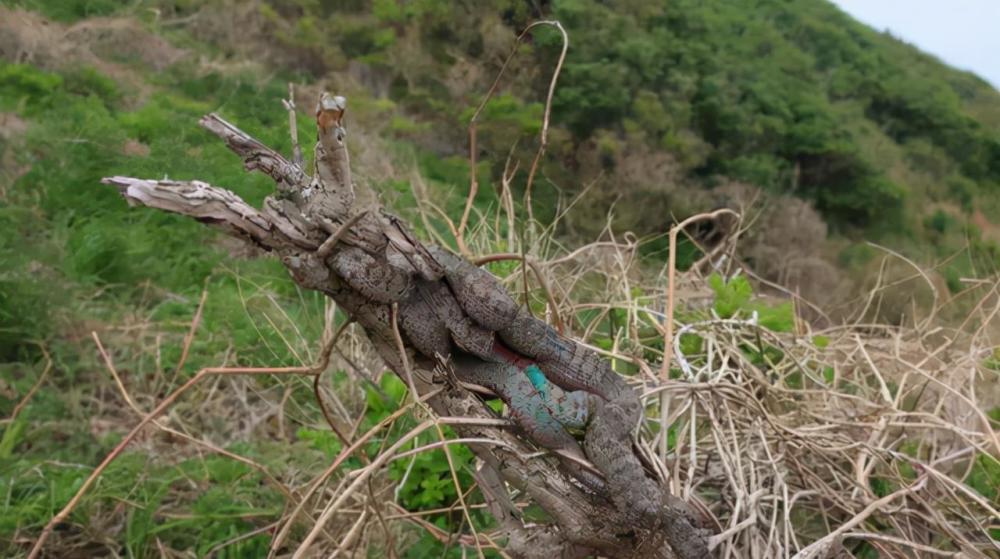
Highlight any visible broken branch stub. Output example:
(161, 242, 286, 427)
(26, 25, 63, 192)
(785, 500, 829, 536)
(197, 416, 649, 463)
(101, 93, 709, 559)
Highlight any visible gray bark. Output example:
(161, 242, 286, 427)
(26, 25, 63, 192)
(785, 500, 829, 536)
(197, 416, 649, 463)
(101, 98, 708, 558)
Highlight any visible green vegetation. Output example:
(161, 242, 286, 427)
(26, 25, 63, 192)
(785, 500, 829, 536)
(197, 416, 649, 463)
(0, 12, 503, 552)
(0, 53, 342, 554)
(1, 0, 999, 556)
(255, 0, 1000, 293)
(9, 0, 1000, 293)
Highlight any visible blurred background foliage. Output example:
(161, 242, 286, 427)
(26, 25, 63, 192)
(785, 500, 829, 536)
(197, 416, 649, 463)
(1, 0, 1000, 556)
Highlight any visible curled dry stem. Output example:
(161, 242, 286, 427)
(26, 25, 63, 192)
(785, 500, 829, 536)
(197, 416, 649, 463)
(461, 20, 568, 249)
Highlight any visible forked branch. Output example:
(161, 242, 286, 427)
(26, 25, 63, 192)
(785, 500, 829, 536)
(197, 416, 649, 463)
(44, 102, 710, 559)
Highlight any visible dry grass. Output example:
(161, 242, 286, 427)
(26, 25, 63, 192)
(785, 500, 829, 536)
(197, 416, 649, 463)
(21, 168, 1000, 557)
(11, 15, 996, 551)
(644, 282, 1000, 558)
(398, 166, 1000, 555)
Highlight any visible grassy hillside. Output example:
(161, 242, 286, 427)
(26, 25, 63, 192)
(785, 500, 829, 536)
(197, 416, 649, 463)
(217, 0, 1000, 294)
(7, 0, 1000, 307)
(1, 0, 998, 556)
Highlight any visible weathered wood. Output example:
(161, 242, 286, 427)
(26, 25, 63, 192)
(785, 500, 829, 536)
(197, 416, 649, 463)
(102, 95, 707, 558)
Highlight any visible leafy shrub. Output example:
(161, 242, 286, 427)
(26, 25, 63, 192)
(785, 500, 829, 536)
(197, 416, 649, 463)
(7, 0, 123, 22)
(708, 273, 795, 333)
(0, 63, 62, 113)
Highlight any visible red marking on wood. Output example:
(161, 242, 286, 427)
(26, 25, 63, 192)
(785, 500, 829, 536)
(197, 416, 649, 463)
(492, 339, 535, 369)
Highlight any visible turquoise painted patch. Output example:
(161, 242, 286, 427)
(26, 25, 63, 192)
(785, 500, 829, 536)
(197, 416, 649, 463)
(524, 364, 549, 400)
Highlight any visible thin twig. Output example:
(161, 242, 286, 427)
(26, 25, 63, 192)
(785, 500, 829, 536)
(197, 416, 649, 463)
(312, 318, 356, 446)
(2, 349, 51, 425)
(462, 20, 569, 245)
(282, 83, 304, 168)
(169, 284, 208, 387)
(658, 209, 739, 465)
(316, 209, 371, 259)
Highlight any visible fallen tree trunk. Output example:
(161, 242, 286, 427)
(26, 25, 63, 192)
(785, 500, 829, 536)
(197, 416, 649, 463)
(101, 93, 710, 558)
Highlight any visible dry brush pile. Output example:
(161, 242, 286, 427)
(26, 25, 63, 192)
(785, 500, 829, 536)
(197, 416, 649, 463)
(20, 97, 998, 558)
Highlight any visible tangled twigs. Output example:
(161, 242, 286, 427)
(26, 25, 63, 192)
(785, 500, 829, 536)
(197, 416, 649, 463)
(93, 95, 709, 558)
(292, 417, 512, 558)
(67, 83, 999, 559)
(266, 387, 447, 556)
(792, 473, 929, 559)
(312, 317, 356, 445)
(656, 307, 1000, 557)
(658, 209, 740, 466)
(92, 331, 301, 506)
(660, 208, 741, 381)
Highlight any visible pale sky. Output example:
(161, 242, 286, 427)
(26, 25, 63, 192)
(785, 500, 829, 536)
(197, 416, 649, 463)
(831, 0, 1000, 89)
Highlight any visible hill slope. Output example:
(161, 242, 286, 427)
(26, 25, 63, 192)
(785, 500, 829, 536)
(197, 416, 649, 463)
(2, 1, 1000, 556)
(6, 0, 1000, 309)
(181, 0, 1000, 301)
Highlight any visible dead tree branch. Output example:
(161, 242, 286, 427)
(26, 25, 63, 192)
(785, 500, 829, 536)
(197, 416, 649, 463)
(88, 96, 708, 558)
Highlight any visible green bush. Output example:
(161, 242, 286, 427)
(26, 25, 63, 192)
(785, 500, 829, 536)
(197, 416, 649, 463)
(0, 63, 62, 113)
(7, 0, 123, 22)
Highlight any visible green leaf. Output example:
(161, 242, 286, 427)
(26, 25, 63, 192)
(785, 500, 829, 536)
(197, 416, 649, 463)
(968, 453, 999, 501)
(382, 374, 408, 406)
(869, 477, 895, 498)
(709, 274, 795, 332)
(297, 427, 343, 458)
(709, 273, 753, 318)
(753, 301, 795, 333)
(366, 373, 408, 417)
(679, 333, 704, 357)
(0, 420, 26, 459)
(988, 407, 1000, 423)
